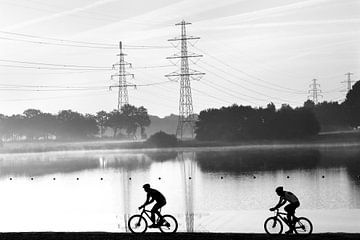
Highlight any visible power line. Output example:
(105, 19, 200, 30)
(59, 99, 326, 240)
(0, 30, 114, 46)
(0, 36, 116, 49)
(195, 46, 306, 94)
(0, 62, 173, 71)
(192, 87, 234, 105)
(0, 64, 111, 71)
(196, 62, 299, 104)
(0, 32, 171, 49)
(0, 59, 110, 69)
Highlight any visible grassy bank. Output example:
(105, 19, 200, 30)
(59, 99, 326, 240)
(0, 131, 359, 154)
(0, 233, 359, 240)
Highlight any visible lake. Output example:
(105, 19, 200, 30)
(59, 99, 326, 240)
(0, 144, 359, 232)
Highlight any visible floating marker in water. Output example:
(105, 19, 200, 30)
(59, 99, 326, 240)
(9, 177, 12, 180)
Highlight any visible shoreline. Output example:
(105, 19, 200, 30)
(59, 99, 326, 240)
(0, 232, 359, 240)
(0, 131, 359, 155)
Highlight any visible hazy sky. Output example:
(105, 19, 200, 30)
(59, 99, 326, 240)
(0, 0, 359, 117)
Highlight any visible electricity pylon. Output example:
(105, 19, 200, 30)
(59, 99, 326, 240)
(110, 41, 135, 111)
(165, 21, 205, 139)
(308, 78, 322, 104)
(342, 72, 354, 92)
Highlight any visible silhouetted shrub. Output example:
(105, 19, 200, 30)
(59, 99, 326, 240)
(146, 131, 178, 147)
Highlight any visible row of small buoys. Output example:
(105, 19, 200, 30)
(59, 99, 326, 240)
(6, 175, 359, 181)
(8, 177, 104, 181)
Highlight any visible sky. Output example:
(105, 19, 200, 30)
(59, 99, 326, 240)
(0, 0, 359, 117)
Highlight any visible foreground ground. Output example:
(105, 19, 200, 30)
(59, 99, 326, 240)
(0, 233, 359, 240)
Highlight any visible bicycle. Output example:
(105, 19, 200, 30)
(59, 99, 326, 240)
(128, 206, 178, 233)
(264, 209, 313, 235)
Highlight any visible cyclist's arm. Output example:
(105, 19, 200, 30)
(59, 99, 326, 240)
(140, 194, 151, 208)
(273, 197, 286, 209)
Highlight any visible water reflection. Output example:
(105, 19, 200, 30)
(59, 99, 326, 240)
(179, 152, 196, 232)
(0, 146, 358, 232)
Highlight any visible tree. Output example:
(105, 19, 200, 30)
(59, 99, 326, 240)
(119, 104, 151, 139)
(105, 110, 126, 138)
(57, 110, 98, 139)
(95, 110, 108, 137)
(23, 109, 43, 140)
(344, 80, 360, 127)
(313, 101, 348, 131)
(121, 104, 138, 138)
(135, 106, 151, 139)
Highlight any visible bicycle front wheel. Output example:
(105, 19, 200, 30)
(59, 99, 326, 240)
(159, 214, 178, 233)
(128, 214, 147, 233)
(294, 217, 313, 235)
(264, 217, 283, 235)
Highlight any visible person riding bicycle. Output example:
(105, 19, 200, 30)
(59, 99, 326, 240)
(138, 183, 167, 228)
(269, 186, 300, 234)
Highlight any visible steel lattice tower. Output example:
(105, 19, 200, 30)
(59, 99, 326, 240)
(166, 21, 205, 139)
(110, 41, 134, 111)
(308, 79, 322, 104)
(342, 72, 354, 92)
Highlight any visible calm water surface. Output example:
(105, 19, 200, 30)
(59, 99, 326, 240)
(0, 146, 359, 232)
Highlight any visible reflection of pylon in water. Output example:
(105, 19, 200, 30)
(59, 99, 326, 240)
(121, 169, 131, 232)
(99, 157, 107, 168)
(179, 152, 196, 232)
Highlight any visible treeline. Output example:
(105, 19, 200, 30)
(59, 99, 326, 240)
(0, 104, 150, 141)
(195, 103, 320, 141)
(308, 81, 360, 131)
(195, 80, 360, 141)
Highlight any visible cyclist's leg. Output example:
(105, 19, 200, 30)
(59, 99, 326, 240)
(151, 202, 166, 225)
(285, 203, 299, 231)
(157, 202, 166, 224)
(151, 202, 162, 224)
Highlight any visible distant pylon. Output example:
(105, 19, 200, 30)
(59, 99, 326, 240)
(110, 41, 135, 111)
(308, 79, 322, 104)
(165, 21, 205, 139)
(342, 72, 354, 92)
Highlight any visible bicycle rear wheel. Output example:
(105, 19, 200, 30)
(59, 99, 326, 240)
(159, 214, 178, 233)
(128, 214, 147, 233)
(294, 217, 313, 235)
(264, 217, 283, 235)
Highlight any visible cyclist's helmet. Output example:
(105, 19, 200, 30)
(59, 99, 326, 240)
(143, 183, 150, 189)
(275, 186, 283, 194)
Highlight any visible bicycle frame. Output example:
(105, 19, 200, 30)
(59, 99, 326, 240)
(273, 209, 293, 227)
(139, 207, 163, 225)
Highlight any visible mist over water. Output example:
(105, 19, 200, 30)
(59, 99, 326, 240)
(0, 146, 359, 232)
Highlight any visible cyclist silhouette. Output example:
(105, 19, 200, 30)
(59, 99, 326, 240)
(270, 186, 300, 234)
(138, 184, 167, 228)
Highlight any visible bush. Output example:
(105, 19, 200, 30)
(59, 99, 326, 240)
(146, 131, 178, 147)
